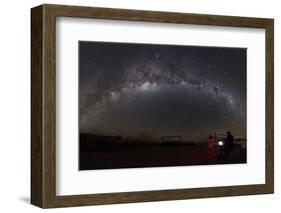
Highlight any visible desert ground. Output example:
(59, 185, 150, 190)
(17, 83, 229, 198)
(79, 134, 246, 170)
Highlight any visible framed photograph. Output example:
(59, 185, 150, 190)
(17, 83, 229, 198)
(31, 4, 274, 208)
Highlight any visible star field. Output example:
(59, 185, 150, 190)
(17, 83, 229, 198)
(79, 41, 246, 142)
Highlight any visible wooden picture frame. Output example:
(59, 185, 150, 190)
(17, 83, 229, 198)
(31, 4, 274, 208)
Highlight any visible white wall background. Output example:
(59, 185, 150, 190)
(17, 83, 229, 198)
(0, 0, 279, 212)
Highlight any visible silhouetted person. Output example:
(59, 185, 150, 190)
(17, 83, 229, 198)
(224, 131, 234, 159)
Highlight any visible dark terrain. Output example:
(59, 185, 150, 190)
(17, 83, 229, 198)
(79, 133, 246, 170)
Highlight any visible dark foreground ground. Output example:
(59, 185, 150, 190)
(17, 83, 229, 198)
(79, 142, 246, 170)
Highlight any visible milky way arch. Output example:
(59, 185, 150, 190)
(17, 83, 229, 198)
(79, 41, 246, 142)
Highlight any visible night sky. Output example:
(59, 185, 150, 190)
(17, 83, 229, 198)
(79, 41, 246, 142)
